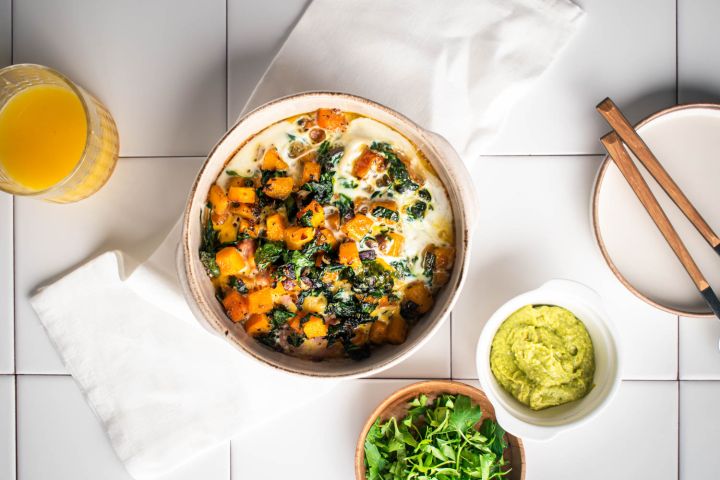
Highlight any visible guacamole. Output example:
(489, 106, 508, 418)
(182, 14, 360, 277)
(490, 305, 595, 410)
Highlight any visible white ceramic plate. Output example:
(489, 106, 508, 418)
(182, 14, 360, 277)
(593, 104, 720, 316)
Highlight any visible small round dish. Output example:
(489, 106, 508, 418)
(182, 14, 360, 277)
(593, 103, 720, 316)
(475, 279, 621, 441)
(354, 380, 525, 480)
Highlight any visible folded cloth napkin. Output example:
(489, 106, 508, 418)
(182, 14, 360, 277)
(30, 0, 583, 478)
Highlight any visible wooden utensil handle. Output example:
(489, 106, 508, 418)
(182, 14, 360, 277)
(601, 132, 710, 292)
(597, 98, 720, 250)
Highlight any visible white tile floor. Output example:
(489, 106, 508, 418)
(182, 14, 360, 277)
(2, 0, 720, 479)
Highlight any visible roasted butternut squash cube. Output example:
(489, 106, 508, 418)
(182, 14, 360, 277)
(227, 186, 256, 204)
(317, 228, 337, 249)
(302, 315, 328, 338)
(265, 213, 287, 242)
(211, 210, 229, 227)
(352, 148, 383, 179)
(341, 214, 373, 241)
(262, 146, 289, 171)
(208, 184, 229, 214)
(284, 226, 315, 250)
(247, 287, 273, 314)
(244, 313, 271, 336)
(351, 323, 372, 346)
(302, 294, 327, 314)
(229, 202, 258, 220)
(215, 247, 245, 276)
(385, 314, 408, 344)
(403, 281, 433, 315)
(385, 232, 405, 257)
(369, 319, 389, 344)
(264, 177, 294, 199)
(297, 200, 325, 228)
(288, 313, 305, 333)
(217, 217, 239, 244)
(238, 218, 260, 239)
(301, 161, 321, 184)
(338, 241, 361, 268)
(315, 108, 347, 130)
(222, 290, 248, 322)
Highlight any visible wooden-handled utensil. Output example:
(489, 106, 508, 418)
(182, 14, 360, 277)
(600, 132, 720, 320)
(597, 97, 720, 256)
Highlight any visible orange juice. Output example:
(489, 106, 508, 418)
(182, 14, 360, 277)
(0, 84, 87, 191)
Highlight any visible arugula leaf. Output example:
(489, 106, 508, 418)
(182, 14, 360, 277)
(371, 205, 399, 222)
(363, 394, 510, 480)
(225, 169, 240, 176)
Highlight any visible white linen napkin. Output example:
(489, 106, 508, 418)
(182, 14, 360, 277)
(30, 1, 583, 478)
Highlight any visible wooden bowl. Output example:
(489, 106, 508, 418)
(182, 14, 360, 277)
(354, 380, 525, 480)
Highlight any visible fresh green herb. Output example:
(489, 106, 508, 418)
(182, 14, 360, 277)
(406, 201, 427, 221)
(370, 141, 419, 194)
(284, 195, 298, 220)
(254, 241, 286, 269)
(270, 308, 295, 328)
(302, 171, 334, 203)
(225, 169, 240, 176)
(333, 193, 354, 219)
(200, 251, 220, 277)
(287, 133, 296, 141)
(418, 188, 432, 201)
(228, 276, 248, 294)
(371, 206, 399, 222)
(363, 394, 510, 480)
(298, 209, 314, 227)
(390, 259, 413, 279)
(261, 169, 287, 185)
(343, 260, 394, 298)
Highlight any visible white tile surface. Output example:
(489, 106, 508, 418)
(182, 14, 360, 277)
(452, 156, 678, 380)
(680, 381, 720, 479)
(522, 380, 678, 480)
(16, 375, 229, 480)
(230, 379, 412, 480)
(486, 0, 676, 155)
(227, 0, 310, 123)
(0, 194, 12, 373)
(232, 379, 677, 480)
(372, 319, 451, 379)
(0, 376, 16, 480)
(0, 0, 10, 66)
(678, 0, 720, 103)
(679, 316, 720, 379)
(12, 0, 226, 157)
(14, 157, 203, 374)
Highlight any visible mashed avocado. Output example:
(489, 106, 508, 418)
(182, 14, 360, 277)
(490, 305, 595, 411)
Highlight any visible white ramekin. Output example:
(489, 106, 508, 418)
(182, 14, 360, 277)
(475, 279, 622, 440)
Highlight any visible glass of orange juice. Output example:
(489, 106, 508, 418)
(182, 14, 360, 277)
(0, 64, 119, 203)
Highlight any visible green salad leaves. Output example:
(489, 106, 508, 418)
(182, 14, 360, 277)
(364, 394, 510, 480)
